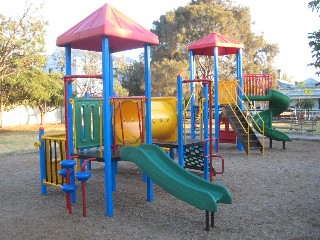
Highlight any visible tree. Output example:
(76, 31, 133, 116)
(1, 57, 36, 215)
(82, 51, 102, 75)
(150, 0, 279, 91)
(308, 0, 320, 75)
(17, 70, 64, 125)
(0, 2, 47, 127)
(114, 80, 129, 96)
(152, 58, 189, 96)
(119, 59, 145, 96)
(296, 99, 315, 119)
(295, 81, 314, 119)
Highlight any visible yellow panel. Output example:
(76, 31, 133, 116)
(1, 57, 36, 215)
(151, 97, 177, 143)
(113, 97, 178, 145)
(114, 100, 144, 146)
(218, 81, 238, 104)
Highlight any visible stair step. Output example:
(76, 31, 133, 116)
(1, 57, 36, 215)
(222, 105, 263, 155)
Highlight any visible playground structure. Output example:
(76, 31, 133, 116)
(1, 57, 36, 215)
(37, 3, 291, 231)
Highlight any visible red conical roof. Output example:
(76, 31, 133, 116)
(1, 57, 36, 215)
(56, 3, 159, 52)
(188, 32, 243, 56)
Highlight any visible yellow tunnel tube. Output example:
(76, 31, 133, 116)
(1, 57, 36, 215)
(114, 97, 177, 145)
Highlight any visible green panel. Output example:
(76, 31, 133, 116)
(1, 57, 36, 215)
(248, 89, 292, 141)
(74, 98, 102, 149)
(120, 144, 232, 212)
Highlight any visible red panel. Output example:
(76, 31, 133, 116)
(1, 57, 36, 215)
(243, 74, 273, 96)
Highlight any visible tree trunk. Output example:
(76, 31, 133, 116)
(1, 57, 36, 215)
(40, 112, 45, 125)
(0, 101, 3, 128)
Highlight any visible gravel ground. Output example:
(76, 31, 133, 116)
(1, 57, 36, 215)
(0, 139, 319, 240)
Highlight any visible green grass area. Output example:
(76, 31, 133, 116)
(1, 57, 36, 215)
(0, 131, 39, 155)
(273, 119, 320, 135)
(0, 120, 318, 156)
(0, 124, 65, 155)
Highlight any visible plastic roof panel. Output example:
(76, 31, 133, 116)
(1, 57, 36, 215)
(56, 3, 159, 52)
(188, 32, 243, 56)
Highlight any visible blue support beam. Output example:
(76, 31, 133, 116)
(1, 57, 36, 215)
(65, 46, 74, 157)
(102, 37, 113, 217)
(213, 47, 220, 152)
(203, 83, 209, 180)
(38, 128, 47, 195)
(236, 49, 244, 151)
(177, 75, 184, 166)
(144, 44, 153, 202)
(189, 51, 196, 139)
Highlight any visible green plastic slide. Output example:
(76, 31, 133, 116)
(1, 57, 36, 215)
(248, 89, 292, 141)
(120, 144, 232, 212)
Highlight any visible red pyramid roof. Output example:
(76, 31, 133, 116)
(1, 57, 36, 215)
(188, 32, 243, 56)
(56, 3, 159, 52)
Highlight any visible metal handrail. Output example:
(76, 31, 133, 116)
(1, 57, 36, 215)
(219, 80, 265, 155)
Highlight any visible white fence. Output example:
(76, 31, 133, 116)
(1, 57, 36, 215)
(1, 105, 64, 127)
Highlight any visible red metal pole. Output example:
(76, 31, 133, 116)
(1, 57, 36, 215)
(80, 158, 95, 217)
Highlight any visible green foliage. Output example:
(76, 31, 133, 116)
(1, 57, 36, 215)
(119, 60, 145, 96)
(281, 73, 293, 83)
(152, 58, 189, 96)
(308, 0, 320, 75)
(151, 0, 279, 84)
(82, 51, 102, 74)
(17, 70, 64, 125)
(304, 88, 313, 95)
(0, 2, 47, 126)
(114, 80, 129, 96)
(296, 99, 315, 110)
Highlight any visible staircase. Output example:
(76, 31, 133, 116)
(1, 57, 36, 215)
(222, 105, 263, 155)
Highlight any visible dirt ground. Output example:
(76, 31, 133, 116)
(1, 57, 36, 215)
(0, 138, 319, 239)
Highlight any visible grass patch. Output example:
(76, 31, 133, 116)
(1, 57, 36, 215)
(0, 123, 65, 155)
(273, 119, 320, 135)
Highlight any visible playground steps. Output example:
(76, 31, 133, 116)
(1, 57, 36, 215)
(222, 105, 263, 155)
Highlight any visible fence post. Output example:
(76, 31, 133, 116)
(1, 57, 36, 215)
(39, 128, 47, 195)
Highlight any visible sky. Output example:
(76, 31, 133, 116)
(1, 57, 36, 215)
(1, 0, 319, 82)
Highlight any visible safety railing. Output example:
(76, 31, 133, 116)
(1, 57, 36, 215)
(243, 74, 273, 96)
(219, 80, 265, 155)
(41, 133, 66, 187)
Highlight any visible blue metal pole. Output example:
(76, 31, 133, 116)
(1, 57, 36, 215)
(109, 54, 114, 96)
(65, 46, 76, 203)
(236, 49, 244, 151)
(39, 127, 47, 195)
(65, 46, 74, 157)
(213, 47, 220, 152)
(109, 53, 117, 192)
(102, 37, 113, 216)
(189, 51, 196, 139)
(237, 49, 243, 108)
(177, 75, 184, 166)
(203, 83, 209, 180)
(144, 44, 153, 202)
